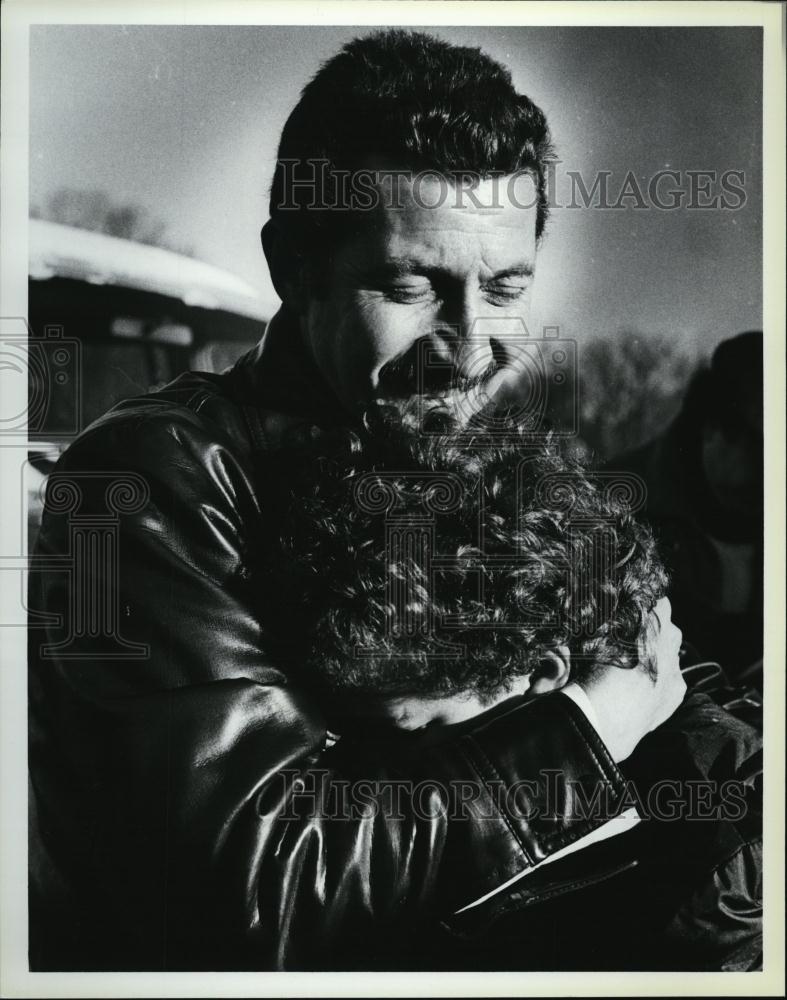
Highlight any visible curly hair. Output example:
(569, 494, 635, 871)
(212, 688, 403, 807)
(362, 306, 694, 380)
(253, 407, 667, 706)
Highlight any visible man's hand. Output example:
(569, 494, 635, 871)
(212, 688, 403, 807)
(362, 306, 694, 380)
(578, 598, 687, 763)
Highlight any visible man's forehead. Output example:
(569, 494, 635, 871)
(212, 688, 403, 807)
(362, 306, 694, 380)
(343, 170, 539, 272)
(379, 171, 537, 224)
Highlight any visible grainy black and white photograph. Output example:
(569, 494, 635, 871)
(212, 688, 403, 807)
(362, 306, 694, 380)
(1, 1, 784, 996)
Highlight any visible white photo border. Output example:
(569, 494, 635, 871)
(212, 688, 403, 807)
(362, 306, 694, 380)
(1, 2, 784, 997)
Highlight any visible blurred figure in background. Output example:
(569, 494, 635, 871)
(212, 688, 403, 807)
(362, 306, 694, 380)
(610, 331, 763, 687)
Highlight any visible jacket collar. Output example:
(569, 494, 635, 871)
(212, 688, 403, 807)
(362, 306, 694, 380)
(228, 307, 350, 430)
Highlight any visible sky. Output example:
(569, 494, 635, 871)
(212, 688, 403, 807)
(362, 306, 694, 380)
(29, 25, 762, 357)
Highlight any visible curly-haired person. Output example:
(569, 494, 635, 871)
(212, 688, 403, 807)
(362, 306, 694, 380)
(254, 408, 762, 972)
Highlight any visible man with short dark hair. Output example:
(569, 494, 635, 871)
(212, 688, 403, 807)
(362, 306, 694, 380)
(29, 30, 685, 971)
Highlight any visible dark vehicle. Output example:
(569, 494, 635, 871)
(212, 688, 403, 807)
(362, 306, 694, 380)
(27, 219, 267, 550)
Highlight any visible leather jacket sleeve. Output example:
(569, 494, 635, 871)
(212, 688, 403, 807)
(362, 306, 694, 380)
(400, 689, 763, 973)
(660, 837, 762, 971)
(28, 377, 628, 971)
(622, 689, 763, 972)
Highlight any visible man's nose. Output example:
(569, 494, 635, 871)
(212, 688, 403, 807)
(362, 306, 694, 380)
(433, 301, 512, 379)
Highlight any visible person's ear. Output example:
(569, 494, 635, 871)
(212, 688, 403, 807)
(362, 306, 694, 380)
(528, 645, 571, 695)
(261, 219, 307, 313)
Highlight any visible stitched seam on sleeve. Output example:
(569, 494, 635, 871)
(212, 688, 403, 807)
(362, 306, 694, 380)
(708, 835, 762, 878)
(511, 859, 641, 905)
(184, 387, 215, 412)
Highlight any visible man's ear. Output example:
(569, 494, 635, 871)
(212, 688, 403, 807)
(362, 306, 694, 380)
(261, 219, 307, 313)
(528, 645, 571, 695)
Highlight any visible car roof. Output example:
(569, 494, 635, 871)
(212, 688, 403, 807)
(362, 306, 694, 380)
(29, 218, 267, 321)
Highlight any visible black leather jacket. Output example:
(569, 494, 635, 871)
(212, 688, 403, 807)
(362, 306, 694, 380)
(27, 315, 761, 971)
(415, 687, 762, 972)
